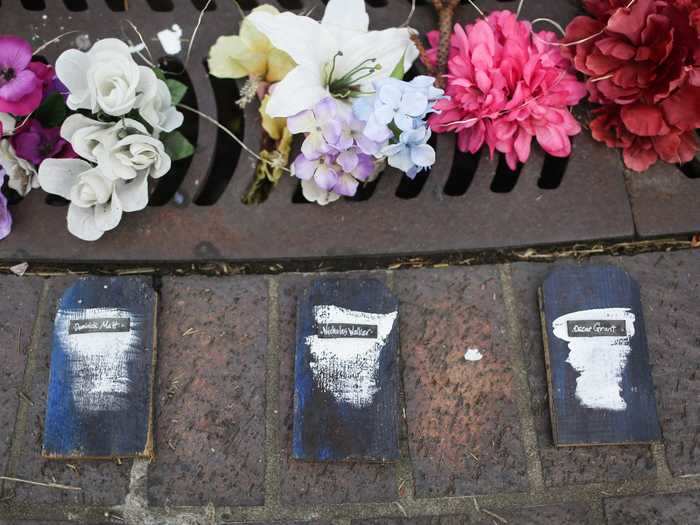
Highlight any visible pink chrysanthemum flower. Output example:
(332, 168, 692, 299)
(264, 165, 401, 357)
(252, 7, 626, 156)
(428, 11, 587, 169)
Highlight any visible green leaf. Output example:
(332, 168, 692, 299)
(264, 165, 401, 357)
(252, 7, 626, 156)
(162, 131, 195, 161)
(165, 79, 188, 105)
(34, 93, 68, 128)
(153, 67, 167, 81)
(390, 52, 406, 80)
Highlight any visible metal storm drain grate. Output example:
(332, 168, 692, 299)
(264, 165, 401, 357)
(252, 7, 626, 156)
(0, 0, 696, 264)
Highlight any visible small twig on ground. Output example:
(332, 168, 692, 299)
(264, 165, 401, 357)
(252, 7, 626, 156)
(0, 476, 81, 491)
(481, 508, 508, 523)
(395, 501, 408, 517)
(18, 391, 34, 406)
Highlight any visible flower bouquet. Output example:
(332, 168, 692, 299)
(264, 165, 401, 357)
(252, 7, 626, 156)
(563, 0, 700, 172)
(0, 34, 193, 241)
(208, 0, 445, 205)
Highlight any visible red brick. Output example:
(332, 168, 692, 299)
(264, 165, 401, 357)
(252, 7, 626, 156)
(353, 503, 596, 524)
(277, 273, 398, 505)
(605, 491, 700, 524)
(10, 277, 131, 506)
(0, 276, 43, 475)
(612, 251, 700, 476)
(395, 267, 528, 497)
(148, 276, 268, 506)
(510, 261, 655, 486)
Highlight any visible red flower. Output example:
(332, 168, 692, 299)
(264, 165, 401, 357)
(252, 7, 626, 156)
(590, 104, 698, 171)
(564, 0, 700, 170)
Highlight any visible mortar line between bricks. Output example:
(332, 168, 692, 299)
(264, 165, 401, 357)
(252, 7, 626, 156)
(6, 471, 700, 523)
(2, 279, 50, 498)
(499, 264, 545, 493)
(386, 270, 417, 504)
(651, 442, 674, 482)
(264, 277, 282, 509)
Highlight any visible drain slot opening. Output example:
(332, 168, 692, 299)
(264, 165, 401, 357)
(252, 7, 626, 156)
(444, 149, 480, 196)
(193, 68, 244, 206)
(149, 58, 198, 207)
(538, 154, 569, 189)
(678, 158, 700, 179)
(490, 154, 522, 193)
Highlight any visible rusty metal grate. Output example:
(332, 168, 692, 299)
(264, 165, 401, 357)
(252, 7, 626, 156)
(0, 0, 696, 264)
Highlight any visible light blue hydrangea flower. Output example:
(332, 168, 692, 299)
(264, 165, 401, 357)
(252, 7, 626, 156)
(382, 126, 435, 179)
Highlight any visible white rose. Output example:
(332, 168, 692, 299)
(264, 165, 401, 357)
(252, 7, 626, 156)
(63, 115, 171, 181)
(61, 114, 111, 162)
(138, 73, 184, 133)
(0, 139, 39, 196)
(109, 133, 171, 180)
(38, 158, 150, 241)
(56, 38, 153, 117)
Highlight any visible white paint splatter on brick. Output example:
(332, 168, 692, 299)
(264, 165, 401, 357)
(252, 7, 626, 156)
(552, 307, 636, 411)
(306, 305, 397, 408)
(464, 348, 483, 361)
(55, 307, 141, 413)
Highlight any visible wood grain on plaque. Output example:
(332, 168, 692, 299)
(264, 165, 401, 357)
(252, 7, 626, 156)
(539, 265, 661, 446)
(293, 278, 400, 462)
(43, 277, 158, 459)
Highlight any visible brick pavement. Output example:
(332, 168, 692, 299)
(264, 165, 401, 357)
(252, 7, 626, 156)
(0, 249, 698, 524)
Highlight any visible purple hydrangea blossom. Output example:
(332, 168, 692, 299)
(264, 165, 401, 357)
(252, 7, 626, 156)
(289, 97, 382, 201)
(287, 97, 342, 159)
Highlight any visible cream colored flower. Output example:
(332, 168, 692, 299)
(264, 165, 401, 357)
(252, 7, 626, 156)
(208, 5, 295, 83)
(260, 95, 286, 140)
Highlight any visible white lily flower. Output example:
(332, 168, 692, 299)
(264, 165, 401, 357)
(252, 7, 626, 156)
(247, 0, 418, 118)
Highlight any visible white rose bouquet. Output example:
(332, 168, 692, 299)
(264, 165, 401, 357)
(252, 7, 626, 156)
(36, 38, 192, 241)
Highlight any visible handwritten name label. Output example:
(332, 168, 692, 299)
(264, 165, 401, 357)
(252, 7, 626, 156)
(317, 323, 378, 339)
(566, 320, 627, 338)
(69, 318, 131, 335)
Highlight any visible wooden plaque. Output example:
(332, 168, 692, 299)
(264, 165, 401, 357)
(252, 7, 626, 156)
(539, 265, 661, 446)
(292, 278, 400, 462)
(43, 277, 158, 459)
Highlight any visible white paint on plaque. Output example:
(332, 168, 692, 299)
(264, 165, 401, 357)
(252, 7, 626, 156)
(157, 24, 183, 55)
(54, 307, 141, 413)
(306, 305, 398, 408)
(464, 348, 484, 362)
(552, 307, 636, 411)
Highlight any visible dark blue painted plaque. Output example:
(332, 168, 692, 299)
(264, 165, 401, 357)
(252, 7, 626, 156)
(540, 265, 661, 446)
(293, 278, 400, 461)
(43, 277, 157, 459)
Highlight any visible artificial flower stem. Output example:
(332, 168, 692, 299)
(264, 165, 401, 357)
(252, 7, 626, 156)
(177, 103, 291, 174)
